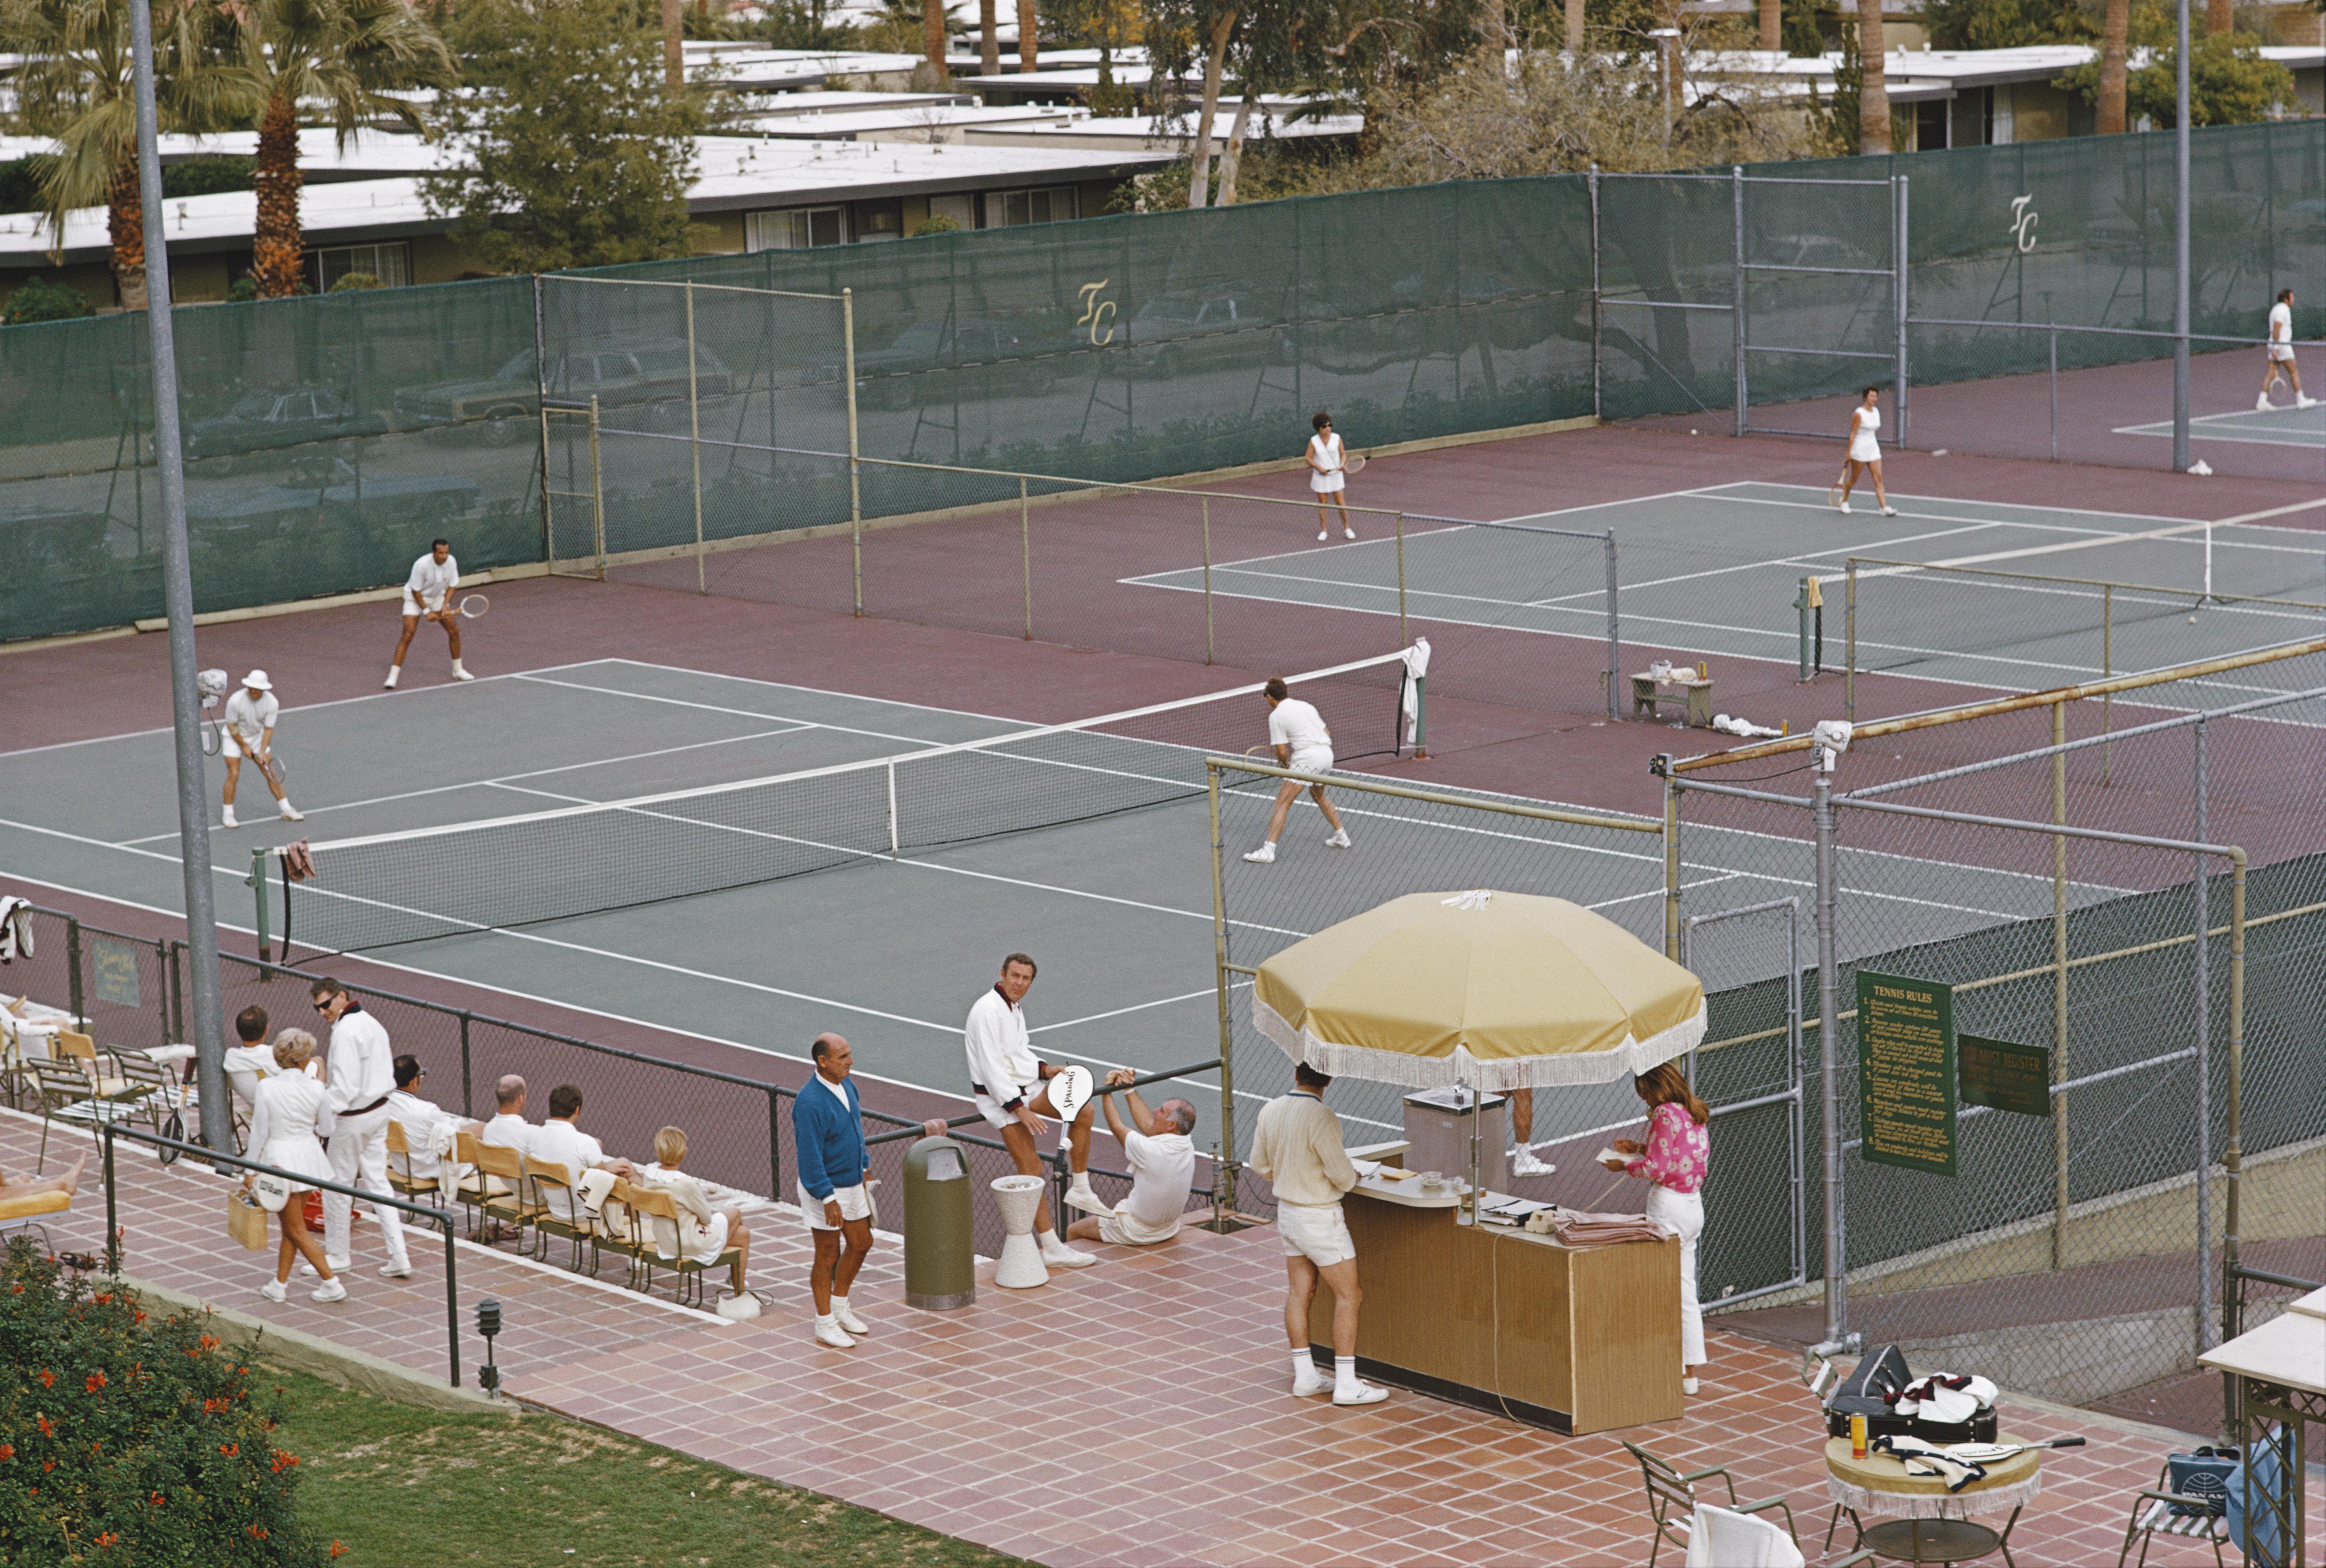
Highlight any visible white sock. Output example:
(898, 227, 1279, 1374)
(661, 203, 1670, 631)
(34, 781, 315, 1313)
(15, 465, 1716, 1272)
(830, 1294, 849, 1312)
(1335, 1355, 1359, 1391)
(816, 1312, 836, 1328)
(451, 658, 466, 675)
(1040, 1229, 1071, 1253)
(1293, 1350, 1319, 1382)
(385, 664, 400, 687)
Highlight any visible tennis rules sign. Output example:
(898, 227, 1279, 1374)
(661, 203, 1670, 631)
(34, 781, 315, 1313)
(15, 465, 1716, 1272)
(1856, 972, 1957, 1177)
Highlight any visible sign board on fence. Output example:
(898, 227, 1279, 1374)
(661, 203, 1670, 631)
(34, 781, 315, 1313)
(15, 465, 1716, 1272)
(1856, 971, 1957, 1177)
(1959, 1034, 2052, 1117)
(90, 937, 141, 1009)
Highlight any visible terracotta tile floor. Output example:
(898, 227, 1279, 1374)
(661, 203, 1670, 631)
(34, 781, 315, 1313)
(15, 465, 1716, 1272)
(20, 1109, 2318, 1567)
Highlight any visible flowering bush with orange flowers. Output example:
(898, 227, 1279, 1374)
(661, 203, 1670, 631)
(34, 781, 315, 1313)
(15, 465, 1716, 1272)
(0, 1241, 326, 1564)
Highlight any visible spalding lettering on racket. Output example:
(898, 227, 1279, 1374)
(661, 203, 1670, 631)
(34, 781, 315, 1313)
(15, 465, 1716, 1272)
(458, 593, 489, 618)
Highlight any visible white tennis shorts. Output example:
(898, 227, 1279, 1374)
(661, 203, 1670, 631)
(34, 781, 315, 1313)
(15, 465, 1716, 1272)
(1290, 747, 1334, 775)
(974, 1081, 1044, 1130)
(401, 590, 447, 618)
(1098, 1207, 1182, 1246)
(1277, 1200, 1355, 1266)
(2270, 343, 2297, 362)
(799, 1180, 872, 1231)
(220, 731, 258, 760)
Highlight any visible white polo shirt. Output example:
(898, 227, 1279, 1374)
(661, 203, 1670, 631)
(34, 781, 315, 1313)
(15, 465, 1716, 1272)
(222, 688, 278, 747)
(405, 551, 460, 610)
(525, 1117, 606, 1220)
(1120, 1129, 1196, 1231)
(1268, 697, 1332, 766)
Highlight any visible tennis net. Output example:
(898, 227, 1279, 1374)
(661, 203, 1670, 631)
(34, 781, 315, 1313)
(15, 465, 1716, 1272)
(264, 650, 1418, 956)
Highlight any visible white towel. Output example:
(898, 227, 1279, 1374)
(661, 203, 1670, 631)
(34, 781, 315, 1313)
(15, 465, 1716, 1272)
(1684, 1504, 1805, 1568)
(0, 896, 30, 964)
(1401, 637, 1432, 744)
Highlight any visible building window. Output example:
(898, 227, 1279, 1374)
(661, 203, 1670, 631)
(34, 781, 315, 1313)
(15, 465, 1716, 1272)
(855, 201, 904, 242)
(990, 186, 1077, 228)
(747, 207, 848, 250)
(308, 241, 410, 292)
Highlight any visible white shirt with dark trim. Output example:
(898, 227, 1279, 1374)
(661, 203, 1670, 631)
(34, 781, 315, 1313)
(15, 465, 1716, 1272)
(964, 985, 1039, 1108)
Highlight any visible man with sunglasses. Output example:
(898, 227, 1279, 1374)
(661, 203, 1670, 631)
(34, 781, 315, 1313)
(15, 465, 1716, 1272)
(387, 1055, 469, 1195)
(310, 977, 413, 1280)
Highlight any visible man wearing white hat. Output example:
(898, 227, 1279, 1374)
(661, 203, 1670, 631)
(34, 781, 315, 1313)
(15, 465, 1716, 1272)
(219, 670, 302, 829)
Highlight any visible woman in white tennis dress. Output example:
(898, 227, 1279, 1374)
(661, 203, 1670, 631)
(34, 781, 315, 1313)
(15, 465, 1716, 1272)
(244, 1030, 346, 1304)
(632, 1125, 754, 1300)
(1833, 386, 1897, 517)
(1307, 412, 1356, 542)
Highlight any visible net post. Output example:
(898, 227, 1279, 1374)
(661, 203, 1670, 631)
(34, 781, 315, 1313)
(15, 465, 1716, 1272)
(1796, 575, 1815, 683)
(2051, 698, 2069, 1272)
(1731, 165, 1746, 439)
(246, 848, 270, 964)
(1845, 559, 1858, 722)
(887, 760, 900, 858)
(1207, 761, 1237, 1217)
(586, 394, 605, 582)
(1411, 676, 1428, 760)
(686, 281, 706, 596)
(1588, 164, 1602, 423)
(844, 287, 863, 617)
(1395, 513, 1408, 650)
(1202, 494, 1214, 665)
(1020, 476, 1032, 641)
(1604, 530, 1620, 722)
(66, 914, 85, 1029)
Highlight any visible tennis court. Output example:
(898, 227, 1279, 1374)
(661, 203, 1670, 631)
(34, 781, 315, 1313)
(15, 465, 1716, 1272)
(2121, 400, 2326, 450)
(1129, 481, 2326, 704)
(0, 653, 2141, 1151)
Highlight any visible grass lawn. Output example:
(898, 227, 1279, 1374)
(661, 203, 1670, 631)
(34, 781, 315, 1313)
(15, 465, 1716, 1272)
(266, 1364, 1027, 1567)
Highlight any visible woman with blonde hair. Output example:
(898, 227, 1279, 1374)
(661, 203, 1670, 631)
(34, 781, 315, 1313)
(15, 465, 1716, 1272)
(1602, 1061, 1711, 1393)
(633, 1126, 754, 1302)
(244, 1030, 346, 1304)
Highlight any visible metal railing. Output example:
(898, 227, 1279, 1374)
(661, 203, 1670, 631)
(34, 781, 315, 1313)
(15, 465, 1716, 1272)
(95, 1119, 467, 1387)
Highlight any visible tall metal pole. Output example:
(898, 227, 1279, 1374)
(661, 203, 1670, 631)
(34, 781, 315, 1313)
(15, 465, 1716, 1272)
(685, 282, 705, 595)
(1893, 177, 1910, 440)
(1814, 765, 1846, 1344)
(1732, 165, 1747, 440)
(1589, 165, 1603, 423)
(2051, 700, 2071, 1271)
(1206, 764, 1237, 1216)
(2172, 0, 2192, 471)
(1605, 531, 1621, 723)
(843, 287, 863, 616)
(2193, 715, 2212, 1358)
(129, 0, 231, 1153)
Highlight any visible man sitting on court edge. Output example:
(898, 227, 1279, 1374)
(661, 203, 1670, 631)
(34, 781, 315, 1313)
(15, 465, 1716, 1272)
(1066, 1068, 1198, 1250)
(965, 952, 1101, 1269)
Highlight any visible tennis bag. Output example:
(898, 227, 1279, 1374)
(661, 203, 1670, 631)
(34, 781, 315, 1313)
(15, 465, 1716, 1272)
(1824, 1345, 2000, 1446)
(2165, 1446, 2239, 1517)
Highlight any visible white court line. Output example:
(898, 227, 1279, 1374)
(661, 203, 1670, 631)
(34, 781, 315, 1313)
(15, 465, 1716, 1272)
(110, 722, 823, 845)
(509, 673, 988, 749)
(1522, 519, 2023, 605)
(0, 659, 628, 761)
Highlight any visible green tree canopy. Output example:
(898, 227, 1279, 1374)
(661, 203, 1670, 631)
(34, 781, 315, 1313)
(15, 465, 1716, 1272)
(1924, 0, 2092, 51)
(2058, 28, 2291, 125)
(424, 0, 702, 274)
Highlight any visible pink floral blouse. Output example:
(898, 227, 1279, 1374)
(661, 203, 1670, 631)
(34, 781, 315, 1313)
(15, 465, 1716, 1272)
(1625, 1100, 1709, 1195)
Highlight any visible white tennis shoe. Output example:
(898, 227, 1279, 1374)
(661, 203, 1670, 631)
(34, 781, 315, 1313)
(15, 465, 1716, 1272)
(258, 1279, 287, 1304)
(1316, 528, 1328, 542)
(814, 1316, 857, 1349)
(1333, 1380, 1389, 1407)
(1324, 829, 1351, 849)
(1292, 1370, 1334, 1399)
(1065, 1176, 1113, 1217)
(277, 801, 303, 821)
(310, 1278, 348, 1304)
(384, 664, 401, 689)
(1243, 842, 1277, 863)
(1343, 526, 1356, 540)
(1511, 1146, 1555, 1177)
(832, 1299, 870, 1336)
(1838, 501, 1852, 515)
(220, 806, 238, 829)
(2302, 395, 2319, 409)
(1880, 505, 1898, 516)
(1040, 1234, 1097, 1268)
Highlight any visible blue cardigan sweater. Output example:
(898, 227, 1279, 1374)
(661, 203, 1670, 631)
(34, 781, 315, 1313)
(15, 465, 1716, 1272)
(793, 1073, 868, 1200)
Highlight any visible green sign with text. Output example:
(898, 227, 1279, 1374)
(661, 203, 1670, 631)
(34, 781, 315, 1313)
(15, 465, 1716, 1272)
(1856, 971, 1957, 1177)
(1960, 1035, 2052, 1118)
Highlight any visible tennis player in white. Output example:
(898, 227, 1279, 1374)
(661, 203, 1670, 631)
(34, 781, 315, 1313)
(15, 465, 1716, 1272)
(1834, 386, 1896, 517)
(218, 670, 302, 829)
(2259, 289, 2314, 410)
(385, 538, 472, 688)
(1243, 678, 1351, 864)
(1307, 412, 1356, 542)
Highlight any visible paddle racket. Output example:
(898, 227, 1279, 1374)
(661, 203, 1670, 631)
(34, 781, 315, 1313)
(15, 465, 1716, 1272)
(1945, 1438, 2086, 1463)
(458, 593, 489, 618)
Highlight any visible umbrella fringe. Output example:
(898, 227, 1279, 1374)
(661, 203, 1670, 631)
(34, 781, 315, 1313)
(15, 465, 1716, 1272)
(1251, 996, 1708, 1090)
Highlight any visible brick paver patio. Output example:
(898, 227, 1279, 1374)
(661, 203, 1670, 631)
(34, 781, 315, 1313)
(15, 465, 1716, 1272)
(14, 1108, 2314, 1566)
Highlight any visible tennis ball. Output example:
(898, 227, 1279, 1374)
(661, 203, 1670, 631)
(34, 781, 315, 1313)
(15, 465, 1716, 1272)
(2189, 614, 2198, 623)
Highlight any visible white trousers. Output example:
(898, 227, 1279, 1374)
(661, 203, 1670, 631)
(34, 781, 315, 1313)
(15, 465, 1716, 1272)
(1645, 1183, 1706, 1367)
(325, 1103, 409, 1267)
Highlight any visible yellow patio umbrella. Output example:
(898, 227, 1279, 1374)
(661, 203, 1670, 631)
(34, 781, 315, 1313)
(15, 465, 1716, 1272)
(1252, 889, 1706, 1089)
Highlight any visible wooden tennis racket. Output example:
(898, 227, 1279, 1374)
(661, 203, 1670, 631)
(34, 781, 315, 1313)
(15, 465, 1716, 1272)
(1827, 472, 1847, 508)
(458, 593, 489, 618)
(1342, 452, 1367, 476)
(255, 751, 290, 791)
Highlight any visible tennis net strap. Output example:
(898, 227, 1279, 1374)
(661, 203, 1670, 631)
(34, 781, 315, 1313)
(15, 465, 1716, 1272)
(270, 649, 1417, 955)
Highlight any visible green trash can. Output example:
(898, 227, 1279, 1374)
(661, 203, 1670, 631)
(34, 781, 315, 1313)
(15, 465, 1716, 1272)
(903, 1135, 976, 1310)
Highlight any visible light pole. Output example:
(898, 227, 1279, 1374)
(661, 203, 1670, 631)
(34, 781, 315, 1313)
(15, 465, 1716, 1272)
(127, 0, 232, 1150)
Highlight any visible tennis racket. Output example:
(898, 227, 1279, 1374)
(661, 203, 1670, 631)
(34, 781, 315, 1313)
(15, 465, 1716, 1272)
(256, 751, 290, 792)
(458, 593, 489, 618)
(1945, 1438, 2085, 1463)
(1342, 452, 1367, 476)
(1827, 472, 1847, 508)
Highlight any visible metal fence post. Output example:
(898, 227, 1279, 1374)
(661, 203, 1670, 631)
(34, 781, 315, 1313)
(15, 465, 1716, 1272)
(2193, 716, 2212, 1360)
(1605, 531, 1621, 722)
(533, 271, 552, 562)
(1814, 766, 1845, 1343)
(102, 1120, 118, 1275)
(1845, 560, 1859, 723)
(2048, 324, 2059, 462)
(2221, 852, 2245, 1352)
(1202, 494, 1214, 665)
(1207, 764, 1237, 1215)
(459, 1012, 474, 1120)
(586, 394, 605, 582)
(1732, 165, 1747, 439)
(1589, 165, 1603, 423)
(844, 287, 863, 617)
(685, 281, 706, 596)
(2051, 699, 2071, 1272)
(769, 1086, 784, 1204)
(443, 1216, 461, 1387)
(1662, 766, 1682, 962)
(66, 915, 85, 1027)
(1893, 175, 1910, 439)
(1020, 476, 1032, 641)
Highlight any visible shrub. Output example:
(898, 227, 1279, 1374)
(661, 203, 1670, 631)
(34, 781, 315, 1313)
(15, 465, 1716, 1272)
(910, 213, 960, 237)
(225, 278, 260, 303)
(326, 273, 383, 292)
(3, 276, 96, 326)
(0, 1243, 328, 1564)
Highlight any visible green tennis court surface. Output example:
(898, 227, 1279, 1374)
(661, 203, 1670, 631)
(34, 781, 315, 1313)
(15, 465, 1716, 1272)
(1128, 482, 2326, 706)
(2118, 401, 2326, 448)
(0, 657, 2137, 1150)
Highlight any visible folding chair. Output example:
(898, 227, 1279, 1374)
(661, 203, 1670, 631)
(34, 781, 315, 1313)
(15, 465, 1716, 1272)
(472, 1142, 542, 1248)
(385, 1120, 441, 1206)
(623, 1184, 739, 1309)
(597, 1178, 648, 1289)
(106, 1055, 185, 1160)
(2117, 1462, 2231, 1568)
(526, 1158, 599, 1273)
(1623, 1439, 1800, 1568)
(449, 1131, 495, 1238)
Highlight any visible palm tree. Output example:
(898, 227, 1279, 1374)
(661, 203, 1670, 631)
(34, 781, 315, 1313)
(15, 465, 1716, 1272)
(2096, 0, 2129, 132)
(2, 0, 231, 310)
(218, 0, 452, 298)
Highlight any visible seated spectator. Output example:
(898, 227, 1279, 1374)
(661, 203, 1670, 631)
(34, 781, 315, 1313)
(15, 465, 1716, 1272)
(524, 1084, 633, 1223)
(1067, 1069, 1199, 1249)
(2, 1152, 86, 1201)
(386, 1055, 469, 1187)
(480, 1075, 529, 1147)
(222, 1005, 275, 1108)
(631, 1125, 752, 1301)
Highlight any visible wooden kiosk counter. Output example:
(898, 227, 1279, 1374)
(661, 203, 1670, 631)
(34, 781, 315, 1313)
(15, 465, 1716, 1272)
(1305, 1159, 1684, 1436)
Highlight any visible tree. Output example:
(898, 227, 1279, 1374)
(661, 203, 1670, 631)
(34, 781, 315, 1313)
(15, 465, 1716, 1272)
(3, 274, 96, 323)
(1923, 0, 2090, 49)
(1856, 0, 1889, 153)
(2095, 0, 2129, 130)
(426, 0, 702, 274)
(2061, 28, 2292, 125)
(218, 0, 451, 299)
(1, 0, 228, 309)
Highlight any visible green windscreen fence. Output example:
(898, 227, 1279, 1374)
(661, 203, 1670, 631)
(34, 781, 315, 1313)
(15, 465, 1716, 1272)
(10, 118, 2326, 644)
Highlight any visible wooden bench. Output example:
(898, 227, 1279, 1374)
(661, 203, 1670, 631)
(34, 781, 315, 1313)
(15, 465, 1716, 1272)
(1631, 671, 1714, 727)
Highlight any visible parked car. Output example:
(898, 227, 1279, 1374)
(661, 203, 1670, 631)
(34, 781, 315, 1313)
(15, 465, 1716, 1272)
(185, 387, 386, 473)
(1110, 290, 1300, 381)
(394, 340, 736, 446)
(831, 318, 1069, 410)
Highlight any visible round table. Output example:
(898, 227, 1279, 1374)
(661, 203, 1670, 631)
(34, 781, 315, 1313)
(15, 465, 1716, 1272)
(1823, 1436, 2043, 1566)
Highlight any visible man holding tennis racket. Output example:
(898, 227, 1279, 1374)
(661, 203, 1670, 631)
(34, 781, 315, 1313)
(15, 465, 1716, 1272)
(385, 539, 476, 689)
(965, 952, 1103, 1269)
(1242, 678, 1350, 865)
(218, 670, 302, 830)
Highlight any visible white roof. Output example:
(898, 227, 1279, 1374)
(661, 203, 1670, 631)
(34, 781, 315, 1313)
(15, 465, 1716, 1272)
(720, 90, 977, 120)
(0, 136, 1175, 265)
(963, 110, 1365, 149)
(732, 102, 1094, 141)
(954, 64, 1210, 92)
